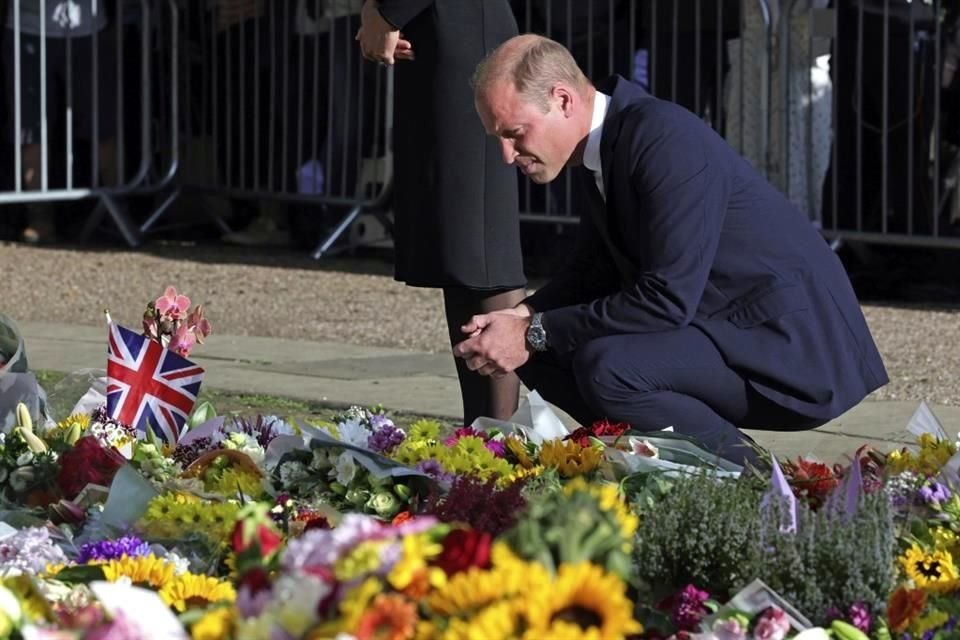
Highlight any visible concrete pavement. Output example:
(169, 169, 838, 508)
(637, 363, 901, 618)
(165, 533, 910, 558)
(18, 321, 960, 462)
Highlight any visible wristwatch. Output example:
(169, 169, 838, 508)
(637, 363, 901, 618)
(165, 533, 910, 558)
(526, 312, 548, 352)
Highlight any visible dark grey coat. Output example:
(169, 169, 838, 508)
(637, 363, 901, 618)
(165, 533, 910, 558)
(378, 0, 525, 289)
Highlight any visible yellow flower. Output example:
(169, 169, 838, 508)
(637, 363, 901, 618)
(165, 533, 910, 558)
(100, 554, 177, 589)
(439, 600, 521, 640)
(426, 544, 549, 618)
(910, 609, 951, 636)
(335, 541, 387, 582)
(505, 436, 535, 468)
(388, 534, 445, 593)
(139, 493, 240, 542)
(205, 467, 266, 499)
(900, 544, 960, 593)
(522, 562, 643, 640)
(408, 419, 441, 441)
(498, 464, 545, 487)
(190, 605, 234, 640)
(563, 477, 639, 539)
(339, 577, 383, 632)
(932, 527, 960, 555)
(539, 439, 602, 478)
(160, 573, 236, 612)
(53, 413, 91, 441)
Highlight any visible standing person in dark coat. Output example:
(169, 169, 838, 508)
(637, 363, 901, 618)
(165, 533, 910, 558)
(456, 35, 888, 466)
(356, 0, 527, 425)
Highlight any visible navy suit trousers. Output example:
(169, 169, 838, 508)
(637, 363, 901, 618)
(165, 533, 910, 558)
(516, 326, 826, 466)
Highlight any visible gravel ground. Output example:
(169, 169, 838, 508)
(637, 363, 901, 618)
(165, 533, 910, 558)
(2, 241, 959, 406)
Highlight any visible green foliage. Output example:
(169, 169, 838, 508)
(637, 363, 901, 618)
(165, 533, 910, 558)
(759, 492, 896, 623)
(630, 472, 763, 598)
(629, 473, 896, 624)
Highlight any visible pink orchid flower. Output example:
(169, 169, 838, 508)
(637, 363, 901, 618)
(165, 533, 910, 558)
(168, 323, 197, 357)
(186, 305, 212, 343)
(155, 286, 191, 320)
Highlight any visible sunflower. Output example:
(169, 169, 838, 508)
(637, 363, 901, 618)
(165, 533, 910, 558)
(100, 554, 177, 589)
(355, 594, 418, 640)
(53, 413, 91, 441)
(505, 436, 535, 468)
(190, 605, 234, 640)
(900, 544, 960, 593)
(159, 572, 236, 612)
(538, 439, 602, 478)
(440, 600, 522, 640)
(426, 544, 549, 618)
(522, 562, 642, 640)
(887, 586, 927, 632)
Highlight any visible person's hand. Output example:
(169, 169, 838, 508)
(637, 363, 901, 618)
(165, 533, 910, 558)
(356, 0, 414, 65)
(453, 310, 532, 378)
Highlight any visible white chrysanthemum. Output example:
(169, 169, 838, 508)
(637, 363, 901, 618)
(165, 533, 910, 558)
(335, 418, 370, 448)
(223, 432, 265, 466)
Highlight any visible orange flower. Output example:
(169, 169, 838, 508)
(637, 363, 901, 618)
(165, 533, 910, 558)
(887, 586, 927, 632)
(355, 594, 418, 640)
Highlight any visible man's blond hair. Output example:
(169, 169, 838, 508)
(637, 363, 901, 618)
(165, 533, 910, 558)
(473, 35, 590, 112)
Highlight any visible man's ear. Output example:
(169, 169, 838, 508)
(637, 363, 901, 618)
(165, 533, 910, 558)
(552, 84, 576, 118)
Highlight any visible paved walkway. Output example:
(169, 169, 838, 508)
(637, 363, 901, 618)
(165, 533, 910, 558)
(19, 321, 960, 462)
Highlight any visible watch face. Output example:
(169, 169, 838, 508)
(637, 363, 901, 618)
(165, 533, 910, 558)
(527, 325, 547, 350)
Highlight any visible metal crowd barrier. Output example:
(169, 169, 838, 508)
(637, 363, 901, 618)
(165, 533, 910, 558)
(4, 1, 960, 252)
(173, 0, 393, 258)
(0, 0, 180, 247)
(511, 0, 960, 249)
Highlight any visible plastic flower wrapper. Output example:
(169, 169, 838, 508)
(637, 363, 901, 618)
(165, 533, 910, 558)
(0, 314, 52, 434)
(501, 476, 638, 580)
(270, 428, 434, 521)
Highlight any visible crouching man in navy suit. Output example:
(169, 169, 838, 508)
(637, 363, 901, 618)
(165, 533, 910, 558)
(453, 34, 888, 466)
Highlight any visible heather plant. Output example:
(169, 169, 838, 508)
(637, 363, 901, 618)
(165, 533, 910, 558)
(629, 470, 897, 625)
(630, 472, 764, 598)
(757, 491, 896, 623)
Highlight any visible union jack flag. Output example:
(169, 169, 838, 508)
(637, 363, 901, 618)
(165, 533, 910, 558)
(106, 319, 204, 444)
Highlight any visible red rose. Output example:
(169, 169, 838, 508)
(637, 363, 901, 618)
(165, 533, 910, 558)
(56, 436, 126, 500)
(433, 529, 492, 575)
(237, 567, 272, 595)
(231, 519, 284, 556)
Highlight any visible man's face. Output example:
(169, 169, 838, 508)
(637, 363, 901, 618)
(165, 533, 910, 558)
(476, 80, 576, 184)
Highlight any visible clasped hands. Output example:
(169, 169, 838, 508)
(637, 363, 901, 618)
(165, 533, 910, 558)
(356, 0, 414, 65)
(453, 306, 534, 378)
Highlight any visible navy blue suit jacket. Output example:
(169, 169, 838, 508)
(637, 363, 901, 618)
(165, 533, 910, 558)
(526, 76, 888, 420)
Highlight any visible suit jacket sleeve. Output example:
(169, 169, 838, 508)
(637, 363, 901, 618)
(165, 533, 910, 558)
(542, 118, 727, 355)
(524, 205, 620, 312)
(376, 0, 433, 29)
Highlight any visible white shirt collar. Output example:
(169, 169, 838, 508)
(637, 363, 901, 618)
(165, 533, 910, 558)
(582, 90, 611, 176)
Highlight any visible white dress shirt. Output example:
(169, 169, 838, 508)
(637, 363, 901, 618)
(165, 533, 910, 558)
(582, 90, 611, 200)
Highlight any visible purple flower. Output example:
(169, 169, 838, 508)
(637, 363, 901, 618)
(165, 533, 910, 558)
(368, 423, 406, 454)
(416, 460, 456, 487)
(918, 481, 952, 506)
(484, 439, 507, 458)
(670, 584, 711, 630)
(77, 536, 151, 563)
(848, 602, 871, 633)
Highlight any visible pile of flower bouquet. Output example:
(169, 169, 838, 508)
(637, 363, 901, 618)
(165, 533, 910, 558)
(1, 288, 959, 640)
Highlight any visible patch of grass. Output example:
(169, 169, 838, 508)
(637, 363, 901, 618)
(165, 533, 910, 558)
(35, 369, 449, 430)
